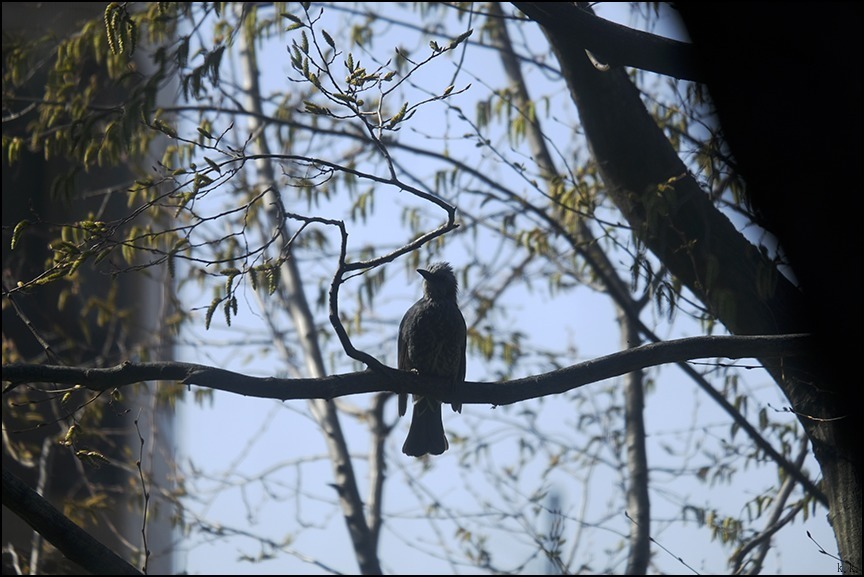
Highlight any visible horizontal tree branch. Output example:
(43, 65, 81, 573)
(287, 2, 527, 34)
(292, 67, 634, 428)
(3, 334, 813, 406)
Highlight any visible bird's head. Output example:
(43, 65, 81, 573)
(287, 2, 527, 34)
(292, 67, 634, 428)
(418, 262, 458, 301)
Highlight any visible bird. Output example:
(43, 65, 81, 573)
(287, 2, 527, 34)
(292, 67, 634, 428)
(398, 262, 467, 457)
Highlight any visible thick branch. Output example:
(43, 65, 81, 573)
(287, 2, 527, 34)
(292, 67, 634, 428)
(2, 469, 143, 576)
(4, 334, 812, 404)
(515, 2, 810, 340)
(509, 2, 702, 81)
(4, 333, 825, 504)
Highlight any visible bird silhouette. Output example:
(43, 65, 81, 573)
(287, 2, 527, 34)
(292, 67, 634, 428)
(398, 262, 466, 456)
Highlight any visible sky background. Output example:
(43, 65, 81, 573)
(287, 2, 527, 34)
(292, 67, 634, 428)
(167, 3, 839, 574)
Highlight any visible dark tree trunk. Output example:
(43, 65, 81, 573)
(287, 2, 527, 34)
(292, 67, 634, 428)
(512, 3, 862, 573)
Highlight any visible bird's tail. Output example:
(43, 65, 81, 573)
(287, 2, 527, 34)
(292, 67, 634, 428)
(402, 396, 448, 457)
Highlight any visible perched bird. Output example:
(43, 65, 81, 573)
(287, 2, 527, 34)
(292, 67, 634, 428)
(398, 262, 467, 457)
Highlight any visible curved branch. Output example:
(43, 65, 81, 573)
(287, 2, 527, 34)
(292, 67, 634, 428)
(320, 210, 459, 372)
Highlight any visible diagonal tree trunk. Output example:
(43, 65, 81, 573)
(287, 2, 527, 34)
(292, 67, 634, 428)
(511, 3, 861, 573)
(236, 13, 383, 574)
(486, 5, 651, 571)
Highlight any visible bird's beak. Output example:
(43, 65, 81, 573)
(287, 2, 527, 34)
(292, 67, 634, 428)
(416, 268, 432, 280)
